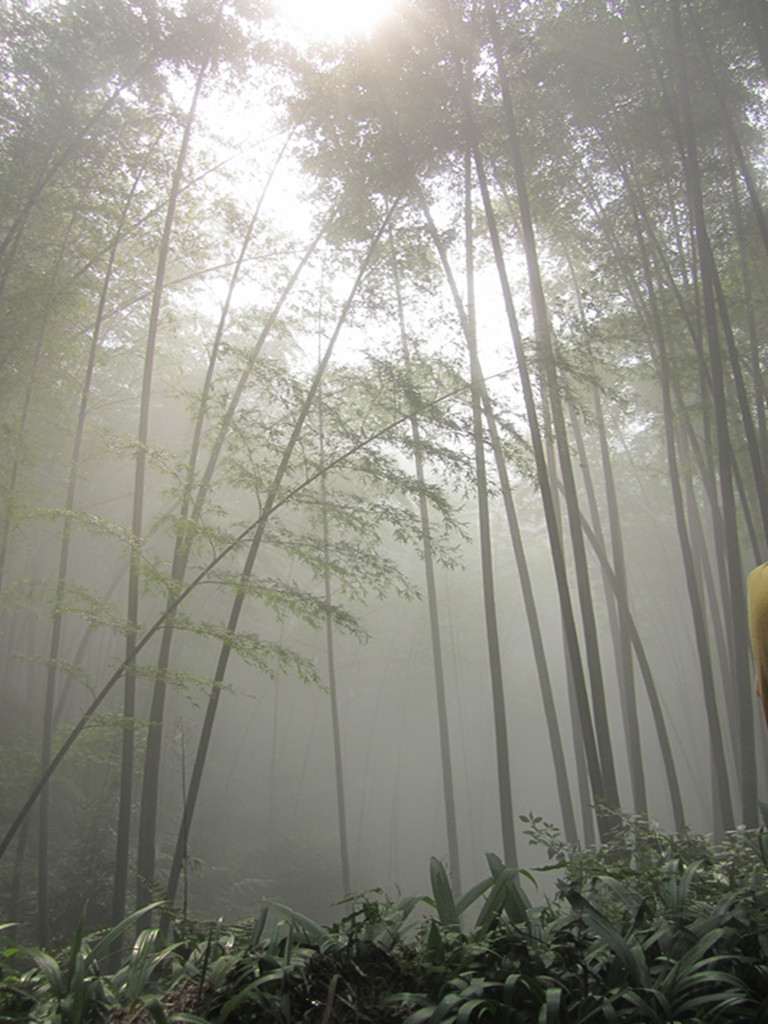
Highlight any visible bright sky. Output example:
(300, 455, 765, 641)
(273, 0, 396, 41)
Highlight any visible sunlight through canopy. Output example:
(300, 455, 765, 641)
(273, 0, 395, 40)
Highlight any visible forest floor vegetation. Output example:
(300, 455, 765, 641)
(4, 812, 768, 1023)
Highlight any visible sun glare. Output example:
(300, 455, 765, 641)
(274, 0, 395, 42)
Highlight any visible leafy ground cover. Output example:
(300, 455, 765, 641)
(4, 813, 768, 1024)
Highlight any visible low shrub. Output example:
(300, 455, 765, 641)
(4, 812, 768, 1023)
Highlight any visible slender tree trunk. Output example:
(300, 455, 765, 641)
(484, 0, 621, 818)
(36, 169, 142, 929)
(584, 150, 737, 831)
(543, 423, 596, 846)
(135, 138, 297, 915)
(591, 402, 647, 816)
(131, 57, 211, 914)
(161, 212, 395, 919)
(569, 403, 648, 817)
(456, 60, 612, 839)
(8, 817, 30, 931)
(463, 156, 517, 867)
(680, 432, 731, 703)
(487, 409, 580, 845)
(639, 232, 736, 834)
(671, 0, 756, 826)
(34, 207, 90, 945)
(321, 484, 351, 895)
(559, 249, 648, 816)
(390, 236, 462, 887)
(733, 178, 768, 451)
(549, 475, 687, 832)
(316, 271, 352, 896)
(417, 191, 577, 847)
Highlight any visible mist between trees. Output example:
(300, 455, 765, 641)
(1, 0, 767, 947)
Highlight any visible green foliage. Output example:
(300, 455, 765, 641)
(0, 904, 165, 1024)
(8, 817, 768, 1023)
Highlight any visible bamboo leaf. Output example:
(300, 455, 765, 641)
(502, 973, 520, 1003)
(485, 852, 506, 879)
(395, 894, 423, 924)
(482, 854, 531, 923)
(282, 923, 294, 966)
(474, 874, 509, 935)
(19, 949, 63, 997)
(538, 987, 562, 1024)
(425, 920, 445, 964)
(268, 902, 327, 941)
(250, 906, 269, 946)
(430, 990, 465, 1023)
(621, 990, 666, 1024)
(456, 996, 491, 1023)
(66, 909, 87, 981)
(660, 927, 729, 992)
(566, 890, 650, 987)
(405, 1007, 440, 1024)
(430, 857, 459, 927)
(89, 903, 165, 964)
(217, 979, 271, 1023)
(455, 876, 494, 919)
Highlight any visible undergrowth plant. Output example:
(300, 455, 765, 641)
(4, 813, 768, 1023)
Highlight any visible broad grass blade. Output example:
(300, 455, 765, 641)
(429, 857, 459, 927)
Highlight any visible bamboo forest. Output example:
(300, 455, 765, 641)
(3, 0, 768, 1012)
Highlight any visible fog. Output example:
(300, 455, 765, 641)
(1, 0, 766, 948)
(2, 441, 749, 931)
